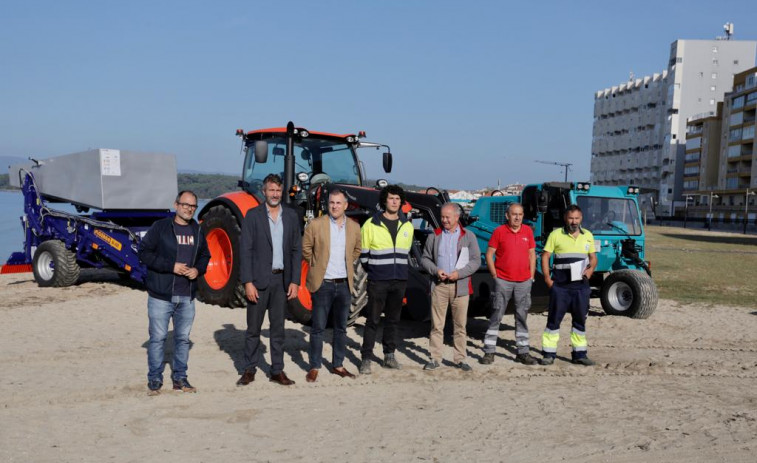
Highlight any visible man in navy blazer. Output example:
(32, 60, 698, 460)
(236, 174, 302, 386)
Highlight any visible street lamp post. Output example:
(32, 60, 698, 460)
(708, 191, 719, 231)
(684, 195, 693, 229)
(745, 188, 756, 234)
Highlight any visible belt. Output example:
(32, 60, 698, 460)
(272, 268, 284, 274)
(323, 278, 347, 283)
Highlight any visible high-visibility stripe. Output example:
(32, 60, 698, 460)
(515, 332, 529, 338)
(542, 330, 560, 352)
(367, 259, 409, 266)
(486, 329, 499, 336)
(554, 252, 590, 259)
(484, 339, 497, 345)
(570, 330, 587, 349)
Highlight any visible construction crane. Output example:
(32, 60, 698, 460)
(535, 160, 572, 182)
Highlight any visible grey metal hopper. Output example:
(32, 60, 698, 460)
(9, 149, 178, 210)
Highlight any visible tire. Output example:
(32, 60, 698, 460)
(287, 261, 313, 325)
(32, 240, 80, 287)
(198, 205, 246, 308)
(600, 269, 658, 319)
(347, 261, 368, 326)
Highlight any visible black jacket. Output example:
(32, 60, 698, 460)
(240, 204, 302, 289)
(138, 216, 211, 301)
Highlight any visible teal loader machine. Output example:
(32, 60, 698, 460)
(466, 182, 658, 319)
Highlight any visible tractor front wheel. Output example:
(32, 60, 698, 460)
(600, 270, 658, 319)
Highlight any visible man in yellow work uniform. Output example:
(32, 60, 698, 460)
(540, 204, 597, 366)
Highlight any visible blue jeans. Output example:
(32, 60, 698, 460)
(147, 295, 195, 382)
(309, 280, 351, 370)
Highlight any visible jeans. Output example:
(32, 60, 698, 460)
(147, 295, 195, 382)
(360, 279, 407, 358)
(309, 280, 352, 370)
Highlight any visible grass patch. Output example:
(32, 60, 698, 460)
(645, 226, 757, 308)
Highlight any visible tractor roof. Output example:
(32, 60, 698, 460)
(245, 127, 355, 139)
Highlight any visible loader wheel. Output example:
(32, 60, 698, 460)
(198, 205, 246, 307)
(348, 262, 368, 326)
(32, 240, 80, 287)
(600, 270, 658, 319)
(287, 261, 313, 325)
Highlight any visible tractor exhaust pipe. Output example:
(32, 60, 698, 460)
(284, 121, 295, 205)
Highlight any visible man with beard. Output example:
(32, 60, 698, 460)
(540, 204, 597, 366)
(236, 174, 302, 386)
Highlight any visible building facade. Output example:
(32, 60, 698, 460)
(591, 38, 757, 215)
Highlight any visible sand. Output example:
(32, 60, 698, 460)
(1, 272, 756, 463)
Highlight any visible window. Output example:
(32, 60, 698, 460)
(712, 73, 718, 79)
(713, 59, 719, 65)
(727, 145, 742, 158)
(733, 96, 745, 109)
(685, 152, 701, 162)
(730, 112, 743, 125)
(684, 165, 700, 175)
(712, 46, 718, 53)
(575, 197, 642, 236)
(743, 126, 755, 140)
(747, 92, 757, 103)
(729, 128, 743, 142)
(710, 99, 715, 105)
(734, 60, 740, 65)
(727, 178, 739, 189)
(710, 86, 716, 91)
(676, 57, 683, 63)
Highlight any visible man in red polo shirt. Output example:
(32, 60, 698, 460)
(479, 202, 538, 365)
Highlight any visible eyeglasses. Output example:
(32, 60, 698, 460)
(177, 202, 198, 209)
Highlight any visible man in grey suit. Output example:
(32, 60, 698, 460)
(236, 174, 302, 387)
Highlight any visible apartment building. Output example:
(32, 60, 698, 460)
(591, 38, 757, 215)
(683, 105, 722, 202)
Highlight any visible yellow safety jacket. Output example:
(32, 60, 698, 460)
(360, 212, 414, 281)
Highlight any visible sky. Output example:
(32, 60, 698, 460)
(2, 0, 756, 190)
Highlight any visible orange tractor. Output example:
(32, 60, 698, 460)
(196, 122, 451, 324)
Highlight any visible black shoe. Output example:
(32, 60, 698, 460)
(383, 354, 402, 370)
(359, 359, 372, 375)
(147, 379, 162, 396)
(515, 353, 538, 365)
(456, 362, 472, 372)
(571, 357, 596, 366)
(479, 353, 495, 365)
(172, 378, 197, 392)
(423, 360, 440, 371)
(540, 356, 555, 366)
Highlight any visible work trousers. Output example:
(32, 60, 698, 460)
(484, 279, 532, 355)
(542, 284, 590, 360)
(429, 282, 469, 363)
(360, 279, 406, 358)
(244, 273, 287, 375)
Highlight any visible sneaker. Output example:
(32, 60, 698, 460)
(147, 379, 162, 396)
(540, 356, 555, 366)
(383, 354, 402, 370)
(359, 358, 372, 375)
(515, 353, 539, 365)
(456, 362, 472, 372)
(172, 377, 197, 393)
(479, 353, 495, 365)
(571, 357, 596, 366)
(423, 360, 440, 371)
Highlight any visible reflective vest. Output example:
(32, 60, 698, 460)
(360, 212, 414, 281)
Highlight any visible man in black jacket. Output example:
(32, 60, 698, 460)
(139, 190, 210, 395)
(236, 174, 302, 387)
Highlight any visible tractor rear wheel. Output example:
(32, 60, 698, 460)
(347, 262, 368, 326)
(198, 205, 246, 307)
(32, 240, 80, 287)
(600, 269, 658, 319)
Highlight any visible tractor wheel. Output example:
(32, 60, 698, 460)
(287, 261, 313, 325)
(32, 240, 80, 287)
(198, 205, 246, 307)
(600, 269, 658, 319)
(347, 262, 368, 326)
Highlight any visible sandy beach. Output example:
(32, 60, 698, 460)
(1, 271, 756, 463)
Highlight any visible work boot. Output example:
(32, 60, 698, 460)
(571, 357, 596, 366)
(147, 379, 162, 396)
(515, 353, 539, 365)
(479, 353, 495, 365)
(423, 360, 440, 371)
(383, 353, 402, 370)
(359, 358, 372, 375)
(172, 377, 196, 393)
(540, 356, 555, 366)
(456, 362, 472, 372)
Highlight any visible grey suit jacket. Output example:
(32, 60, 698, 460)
(240, 204, 302, 289)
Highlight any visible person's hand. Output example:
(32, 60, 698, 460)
(185, 268, 199, 280)
(544, 277, 554, 289)
(447, 270, 460, 281)
(436, 270, 448, 281)
(174, 263, 189, 275)
(287, 283, 299, 300)
(245, 282, 259, 303)
(583, 268, 594, 280)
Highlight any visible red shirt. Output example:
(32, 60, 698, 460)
(488, 224, 535, 282)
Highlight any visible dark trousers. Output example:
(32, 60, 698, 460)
(544, 284, 590, 359)
(360, 279, 407, 358)
(244, 273, 286, 375)
(309, 280, 352, 370)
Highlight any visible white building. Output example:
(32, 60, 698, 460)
(591, 37, 757, 215)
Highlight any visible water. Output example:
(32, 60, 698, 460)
(0, 191, 209, 264)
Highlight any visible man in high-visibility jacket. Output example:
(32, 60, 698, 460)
(540, 204, 598, 366)
(358, 185, 415, 375)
